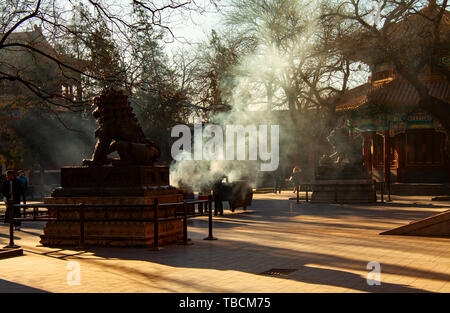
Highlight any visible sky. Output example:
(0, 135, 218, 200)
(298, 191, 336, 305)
(162, 0, 225, 51)
(76, 0, 225, 53)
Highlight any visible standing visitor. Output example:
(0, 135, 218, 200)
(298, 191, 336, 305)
(1, 170, 22, 230)
(17, 170, 28, 204)
(274, 167, 283, 194)
(292, 166, 302, 193)
(212, 176, 226, 216)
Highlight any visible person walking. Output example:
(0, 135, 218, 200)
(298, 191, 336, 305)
(212, 176, 226, 216)
(274, 167, 283, 194)
(17, 170, 28, 204)
(292, 166, 302, 193)
(1, 170, 22, 230)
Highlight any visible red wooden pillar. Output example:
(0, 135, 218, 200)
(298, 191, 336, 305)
(444, 133, 450, 183)
(397, 133, 405, 182)
(362, 133, 370, 175)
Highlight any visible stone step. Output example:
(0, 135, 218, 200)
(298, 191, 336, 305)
(380, 210, 450, 237)
(390, 183, 450, 196)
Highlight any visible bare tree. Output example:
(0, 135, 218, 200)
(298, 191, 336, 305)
(222, 0, 361, 172)
(179, 29, 252, 119)
(0, 0, 216, 168)
(322, 0, 450, 144)
(0, 0, 213, 114)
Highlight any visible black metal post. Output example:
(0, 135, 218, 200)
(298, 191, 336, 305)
(381, 182, 384, 203)
(296, 183, 299, 204)
(150, 198, 162, 250)
(204, 195, 217, 240)
(204, 198, 208, 213)
(208, 195, 212, 215)
(178, 202, 192, 245)
(4, 200, 20, 249)
(79, 204, 85, 247)
(373, 180, 377, 203)
(388, 180, 391, 202)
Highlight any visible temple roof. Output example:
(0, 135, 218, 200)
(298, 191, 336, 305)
(0, 26, 89, 111)
(336, 75, 450, 113)
(0, 25, 88, 74)
(336, 3, 450, 115)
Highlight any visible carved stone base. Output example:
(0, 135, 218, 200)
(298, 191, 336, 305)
(40, 165, 185, 247)
(311, 179, 376, 203)
(40, 195, 184, 247)
(40, 221, 183, 247)
(52, 165, 174, 197)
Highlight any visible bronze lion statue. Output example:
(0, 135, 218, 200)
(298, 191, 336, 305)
(82, 88, 160, 167)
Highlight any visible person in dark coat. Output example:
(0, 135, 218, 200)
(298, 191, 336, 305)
(1, 170, 22, 230)
(212, 177, 226, 216)
(274, 167, 283, 194)
(17, 170, 28, 204)
(292, 166, 303, 193)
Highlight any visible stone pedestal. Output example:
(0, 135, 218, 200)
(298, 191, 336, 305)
(311, 179, 376, 203)
(40, 165, 184, 247)
(311, 164, 376, 203)
(51, 164, 174, 197)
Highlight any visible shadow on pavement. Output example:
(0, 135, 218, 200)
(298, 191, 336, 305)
(5, 197, 450, 293)
(0, 279, 48, 293)
(65, 237, 440, 293)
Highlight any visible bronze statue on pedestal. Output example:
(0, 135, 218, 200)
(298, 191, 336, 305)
(82, 88, 160, 167)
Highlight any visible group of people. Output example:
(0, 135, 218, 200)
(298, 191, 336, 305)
(273, 166, 303, 194)
(1, 170, 28, 231)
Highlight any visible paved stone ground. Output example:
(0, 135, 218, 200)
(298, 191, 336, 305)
(0, 192, 449, 293)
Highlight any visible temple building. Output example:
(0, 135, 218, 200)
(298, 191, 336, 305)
(336, 65, 449, 183)
(0, 25, 89, 194)
(334, 2, 450, 185)
(0, 25, 85, 115)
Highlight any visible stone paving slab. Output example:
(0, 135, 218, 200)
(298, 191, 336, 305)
(0, 192, 449, 293)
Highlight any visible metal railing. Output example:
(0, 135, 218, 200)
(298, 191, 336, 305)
(295, 181, 387, 203)
(374, 181, 391, 203)
(295, 183, 312, 203)
(4, 195, 218, 250)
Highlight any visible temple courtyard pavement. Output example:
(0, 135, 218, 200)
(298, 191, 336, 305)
(0, 192, 449, 293)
